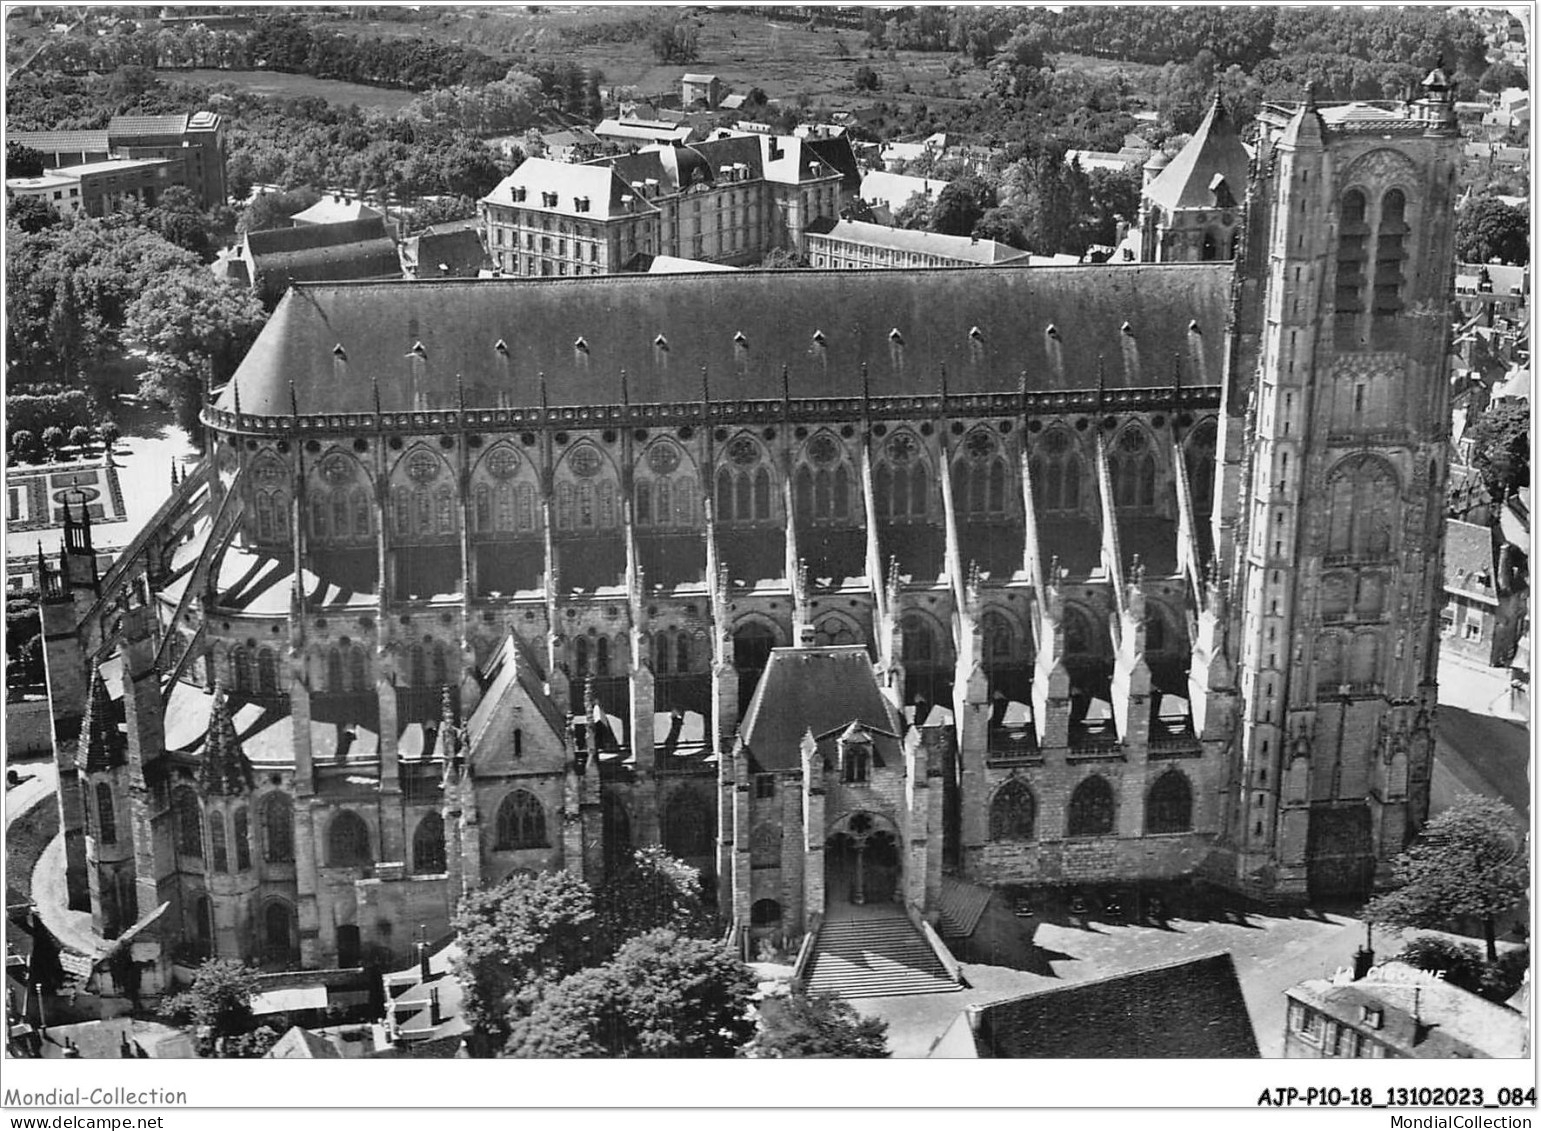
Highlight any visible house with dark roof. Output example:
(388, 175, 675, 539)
(235, 218, 403, 307)
(930, 953, 1260, 1057)
(1442, 518, 1528, 668)
(401, 223, 488, 280)
(1286, 961, 1528, 1058)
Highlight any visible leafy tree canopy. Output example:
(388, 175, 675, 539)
(451, 870, 598, 1047)
(749, 989, 890, 1058)
(503, 929, 757, 1058)
(1366, 796, 1528, 961)
(158, 959, 260, 1053)
(596, 846, 709, 948)
(1456, 195, 1530, 267)
(6, 141, 45, 178)
(1466, 401, 1530, 503)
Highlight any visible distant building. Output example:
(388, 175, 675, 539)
(265, 1026, 342, 1060)
(1454, 263, 1529, 326)
(631, 254, 739, 274)
(594, 118, 695, 147)
(5, 156, 183, 218)
(484, 136, 849, 273)
(682, 72, 722, 109)
(401, 222, 489, 281)
(805, 217, 1032, 269)
(227, 218, 404, 307)
(10, 112, 228, 209)
(931, 953, 1260, 1057)
(537, 127, 603, 164)
(382, 940, 468, 1052)
(291, 194, 385, 228)
(1285, 962, 1529, 1059)
(479, 157, 663, 277)
(858, 170, 950, 224)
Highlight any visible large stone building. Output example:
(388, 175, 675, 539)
(39, 78, 1461, 987)
(10, 112, 228, 211)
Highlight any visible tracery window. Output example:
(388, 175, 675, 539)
(210, 811, 229, 873)
(233, 807, 252, 871)
(495, 790, 548, 849)
(1146, 770, 1193, 834)
(327, 810, 372, 868)
(1111, 427, 1157, 509)
(412, 812, 447, 874)
(1326, 456, 1397, 559)
(1067, 775, 1115, 837)
(989, 780, 1036, 841)
(717, 437, 773, 524)
(262, 792, 294, 863)
(1184, 419, 1217, 517)
(95, 782, 116, 846)
(1030, 429, 1081, 514)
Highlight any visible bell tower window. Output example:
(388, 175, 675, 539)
(1334, 190, 1368, 350)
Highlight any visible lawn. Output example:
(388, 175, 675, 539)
(167, 68, 421, 114)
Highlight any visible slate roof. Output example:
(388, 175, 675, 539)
(737, 645, 905, 772)
(482, 157, 662, 221)
(219, 264, 1231, 417)
(244, 218, 402, 301)
(952, 952, 1260, 1058)
(1144, 95, 1251, 212)
(806, 135, 862, 193)
(407, 228, 488, 279)
(806, 216, 1030, 264)
(107, 114, 190, 140)
(1445, 519, 1498, 602)
(860, 170, 949, 212)
(7, 129, 110, 153)
(468, 633, 566, 751)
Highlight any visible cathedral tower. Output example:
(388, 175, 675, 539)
(1229, 73, 1460, 899)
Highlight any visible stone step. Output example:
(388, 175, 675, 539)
(804, 915, 959, 1001)
(937, 877, 993, 939)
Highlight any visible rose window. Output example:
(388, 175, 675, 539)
(487, 446, 521, 480)
(648, 442, 682, 475)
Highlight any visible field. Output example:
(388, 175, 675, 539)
(315, 7, 997, 111)
(163, 68, 421, 113)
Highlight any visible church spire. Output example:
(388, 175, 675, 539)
(81, 662, 125, 773)
(200, 683, 253, 796)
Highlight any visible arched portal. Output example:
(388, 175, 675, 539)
(824, 811, 902, 916)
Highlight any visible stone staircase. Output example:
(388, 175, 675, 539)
(804, 914, 960, 1000)
(937, 876, 993, 939)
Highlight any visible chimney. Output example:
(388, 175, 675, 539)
(1352, 922, 1374, 980)
(428, 986, 441, 1027)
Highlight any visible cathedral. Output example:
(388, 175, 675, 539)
(38, 78, 1461, 985)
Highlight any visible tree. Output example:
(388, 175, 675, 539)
(749, 989, 890, 1058)
(238, 187, 321, 236)
(10, 430, 39, 463)
(158, 959, 261, 1056)
(451, 870, 598, 1050)
(1456, 195, 1529, 266)
(7, 142, 45, 178)
(1467, 401, 1529, 502)
(930, 175, 997, 237)
(893, 190, 934, 231)
(760, 247, 807, 269)
(8, 196, 61, 234)
(854, 65, 880, 92)
(649, 17, 700, 64)
(411, 195, 478, 230)
(596, 846, 708, 947)
(100, 421, 121, 448)
(503, 930, 757, 1058)
(68, 425, 91, 450)
(41, 426, 66, 458)
(127, 270, 269, 440)
(1366, 796, 1528, 962)
(148, 185, 213, 259)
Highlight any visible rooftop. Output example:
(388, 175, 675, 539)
(1144, 95, 1250, 213)
(291, 196, 385, 226)
(1290, 963, 1529, 1058)
(1445, 519, 1498, 602)
(218, 265, 1232, 418)
(482, 158, 662, 221)
(936, 952, 1260, 1058)
(737, 645, 905, 773)
(806, 217, 1030, 265)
